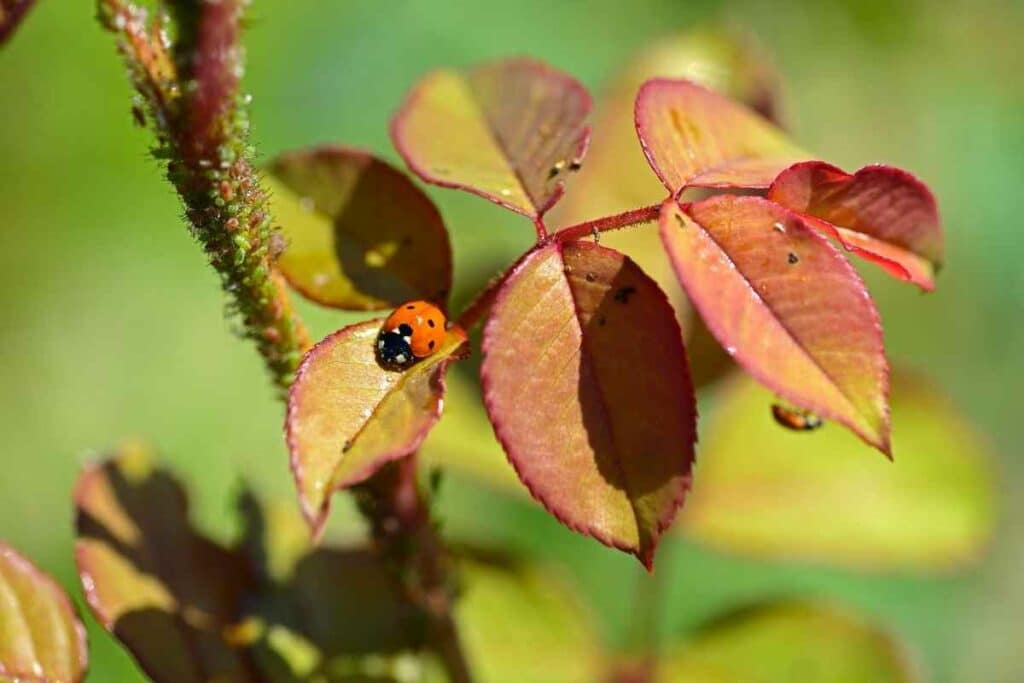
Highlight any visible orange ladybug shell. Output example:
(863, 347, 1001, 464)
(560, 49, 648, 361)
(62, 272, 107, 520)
(383, 300, 447, 358)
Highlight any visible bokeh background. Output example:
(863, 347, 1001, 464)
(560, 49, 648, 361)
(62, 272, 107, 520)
(1, 0, 1022, 680)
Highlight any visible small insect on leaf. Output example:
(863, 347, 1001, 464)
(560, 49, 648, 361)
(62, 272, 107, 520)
(289, 320, 468, 536)
(771, 403, 823, 431)
(376, 299, 448, 370)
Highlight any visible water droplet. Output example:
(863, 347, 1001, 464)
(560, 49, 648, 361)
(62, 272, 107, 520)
(773, 222, 786, 233)
(725, 345, 737, 355)
(499, 188, 513, 197)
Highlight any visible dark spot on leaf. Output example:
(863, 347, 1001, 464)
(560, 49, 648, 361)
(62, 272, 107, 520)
(788, 252, 799, 265)
(427, 319, 436, 328)
(614, 286, 637, 304)
(674, 212, 687, 228)
(585, 272, 596, 282)
(398, 323, 413, 336)
(342, 440, 352, 453)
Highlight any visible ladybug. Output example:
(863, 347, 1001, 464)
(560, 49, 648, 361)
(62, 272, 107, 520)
(771, 404, 823, 431)
(376, 300, 447, 369)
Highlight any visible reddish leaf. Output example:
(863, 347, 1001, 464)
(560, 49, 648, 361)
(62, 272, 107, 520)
(391, 58, 591, 219)
(768, 161, 943, 290)
(0, 543, 88, 683)
(288, 321, 468, 536)
(550, 28, 783, 230)
(0, 0, 37, 46)
(660, 196, 890, 453)
(481, 242, 695, 568)
(267, 147, 452, 310)
(635, 79, 808, 194)
(74, 443, 257, 683)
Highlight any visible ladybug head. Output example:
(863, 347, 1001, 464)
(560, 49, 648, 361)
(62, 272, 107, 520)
(376, 326, 414, 369)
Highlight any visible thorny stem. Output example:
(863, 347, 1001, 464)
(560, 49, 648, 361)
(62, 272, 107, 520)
(98, 1, 471, 679)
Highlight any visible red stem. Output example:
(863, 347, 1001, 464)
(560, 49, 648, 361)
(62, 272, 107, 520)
(533, 217, 549, 240)
(554, 203, 662, 243)
(455, 203, 663, 331)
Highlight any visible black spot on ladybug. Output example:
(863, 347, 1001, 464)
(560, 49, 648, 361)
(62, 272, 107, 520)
(614, 286, 636, 304)
(428, 340, 435, 350)
(427, 319, 436, 328)
(398, 323, 413, 337)
(788, 252, 799, 265)
(585, 272, 596, 282)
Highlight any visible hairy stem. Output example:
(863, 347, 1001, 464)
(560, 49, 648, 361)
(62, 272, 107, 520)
(98, 0, 309, 395)
(98, 1, 470, 677)
(554, 203, 662, 243)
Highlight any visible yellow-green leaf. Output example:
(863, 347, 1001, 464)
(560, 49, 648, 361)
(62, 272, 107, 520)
(658, 601, 916, 682)
(456, 560, 599, 683)
(391, 58, 591, 219)
(74, 443, 256, 683)
(267, 147, 452, 310)
(0, 543, 88, 683)
(287, 321, 467, 536)
(681, 373, 996, 572)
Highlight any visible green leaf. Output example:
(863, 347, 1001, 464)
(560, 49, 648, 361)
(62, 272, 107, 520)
(391, 58, 591, 220)
(267, 147, 452, 310)
(681, 372, 996, 572)
(660, 197, 890, 454)
(287, 321, 468, 536)
(481, 242, 695, 568)
(0, 542, 88, 683)
(658, 601, 916, 682)
(456, 560, 599, 683)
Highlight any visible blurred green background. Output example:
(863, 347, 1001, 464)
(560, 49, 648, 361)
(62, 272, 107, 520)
(1, 0, 1022, 680)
